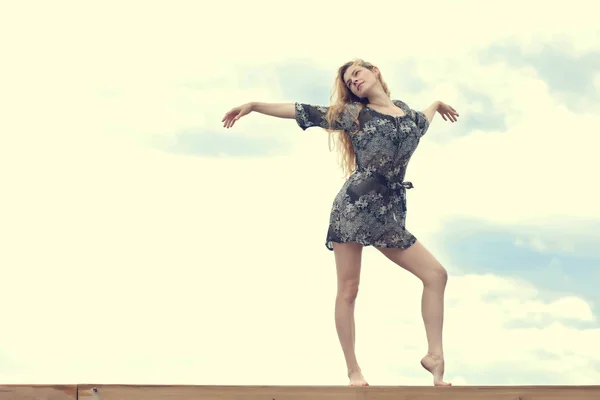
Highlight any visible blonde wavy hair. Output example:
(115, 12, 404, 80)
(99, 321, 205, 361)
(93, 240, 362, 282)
(326, 59, 391, 178)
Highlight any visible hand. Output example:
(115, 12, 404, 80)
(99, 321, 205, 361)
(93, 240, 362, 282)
(437, 102, 459, 123)
(222, 102, 253, 129)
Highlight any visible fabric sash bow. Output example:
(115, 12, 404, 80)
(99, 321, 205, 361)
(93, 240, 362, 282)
(346, 171, 413, 212)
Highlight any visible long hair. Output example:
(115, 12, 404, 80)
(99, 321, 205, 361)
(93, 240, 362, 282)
(325, 59, 391, 178)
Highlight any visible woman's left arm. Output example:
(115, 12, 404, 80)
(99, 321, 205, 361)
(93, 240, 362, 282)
(422, 101, 441, 123)
(422, 101, 459, 123)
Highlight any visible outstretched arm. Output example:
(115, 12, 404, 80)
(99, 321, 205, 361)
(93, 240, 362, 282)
(251, 102, 295, 119)
(222, 102, 295, 129)
(422, 101, 459, 124)
(422, 101, 441, 123)
(222, 101, 351, 132)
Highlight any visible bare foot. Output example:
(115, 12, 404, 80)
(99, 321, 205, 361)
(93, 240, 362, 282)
(348, 370, 369, 386)
(420, 353, 451, 386)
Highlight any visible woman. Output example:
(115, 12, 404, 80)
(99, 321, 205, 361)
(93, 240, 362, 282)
(222, 59, 459, 387)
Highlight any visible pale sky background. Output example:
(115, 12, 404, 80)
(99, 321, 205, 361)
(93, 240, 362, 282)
(1, 0, 599, 387)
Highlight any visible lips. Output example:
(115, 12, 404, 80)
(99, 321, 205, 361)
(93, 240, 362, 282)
(357, 82, 363, 91)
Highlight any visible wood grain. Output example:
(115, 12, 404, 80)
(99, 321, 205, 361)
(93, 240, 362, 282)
(77, 384, 600, 400)
(0, 385, 76, 400)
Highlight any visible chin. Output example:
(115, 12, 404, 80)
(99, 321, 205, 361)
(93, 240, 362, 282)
(355, 86, 370, 99)
(354, 90, 368, 99)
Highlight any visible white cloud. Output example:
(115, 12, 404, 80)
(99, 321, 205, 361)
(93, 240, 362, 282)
(404, 66, 600, 227)
(514, 236, 578, 254)
(0, 0, 598, 387)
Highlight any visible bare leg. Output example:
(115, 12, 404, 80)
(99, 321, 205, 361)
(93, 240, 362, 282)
(377, 240, 451, 386)
(333, 242, 369, 386)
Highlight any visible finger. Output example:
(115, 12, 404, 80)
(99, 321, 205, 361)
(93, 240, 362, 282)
(222, 110, 234, 122)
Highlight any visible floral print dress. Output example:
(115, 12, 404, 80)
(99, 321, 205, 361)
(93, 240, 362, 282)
(295, 99, 430, 251)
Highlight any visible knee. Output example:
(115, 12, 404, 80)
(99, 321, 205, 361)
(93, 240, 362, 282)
(337, 280, 359, 304)
(423, 264, 448, 287)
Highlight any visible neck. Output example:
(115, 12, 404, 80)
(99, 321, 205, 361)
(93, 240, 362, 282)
(367, 88, 393, 107)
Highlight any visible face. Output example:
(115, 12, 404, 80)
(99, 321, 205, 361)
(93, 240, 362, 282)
(342, 64, 380, 98)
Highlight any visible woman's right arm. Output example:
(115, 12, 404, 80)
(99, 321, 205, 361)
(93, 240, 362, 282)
(250, 102, 296, 119)
(222, 102, 296, 129)
(222, 101, 342, 131)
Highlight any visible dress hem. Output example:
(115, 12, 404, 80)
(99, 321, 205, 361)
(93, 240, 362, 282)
(325, 236, 417, 251)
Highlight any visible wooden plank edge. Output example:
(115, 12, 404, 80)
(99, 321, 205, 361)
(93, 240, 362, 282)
(76, 384, 600, 389)
(0, 385, 77, 400)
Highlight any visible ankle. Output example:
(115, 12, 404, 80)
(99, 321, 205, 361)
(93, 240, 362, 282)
(347, 367, 362, 377)
(426, 351, 444, 359)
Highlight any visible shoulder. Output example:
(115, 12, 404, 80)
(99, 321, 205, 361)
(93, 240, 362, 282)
(392, 99, 410, 110)
(341, 101, 363, 115)
(332, 102, 362, 131)
(393, 99, 420, 119)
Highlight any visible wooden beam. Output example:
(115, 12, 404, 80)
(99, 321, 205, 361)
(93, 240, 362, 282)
(0, 385, 77, 400)
(78, 384, 600, 400)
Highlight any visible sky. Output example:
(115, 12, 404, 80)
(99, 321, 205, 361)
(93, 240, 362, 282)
(0, 0, 599, 387)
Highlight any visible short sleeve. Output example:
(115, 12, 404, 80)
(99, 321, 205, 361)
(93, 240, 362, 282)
(394, 99, 430, 137)
(295, 103, 329, 130)
(295, 102, 359, 132)
(411, 109, 430, 137)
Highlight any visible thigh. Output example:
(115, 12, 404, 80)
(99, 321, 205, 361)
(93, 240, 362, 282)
(333, 242, 363, 285)
(376, 241, 446, 283)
